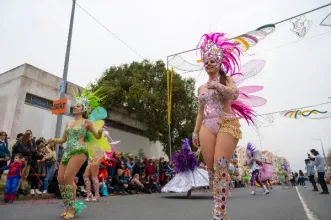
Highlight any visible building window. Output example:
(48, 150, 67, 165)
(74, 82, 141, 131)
(25, 93, 53, 110)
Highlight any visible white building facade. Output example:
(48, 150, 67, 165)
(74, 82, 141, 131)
(0, 63, 168, 159)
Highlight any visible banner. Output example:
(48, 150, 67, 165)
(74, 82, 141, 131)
(52, 98, 67, 115)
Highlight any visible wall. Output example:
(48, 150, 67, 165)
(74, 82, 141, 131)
(0, 65, 24, 136)
(107, 126, 168, 160)
(20, 104, 72, 139)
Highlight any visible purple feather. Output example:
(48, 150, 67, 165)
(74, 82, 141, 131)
(282, 163, 288, 171)
(172, 138, 199, 173)
(181, 138, 191, 151)
(246, 142, 256, 157)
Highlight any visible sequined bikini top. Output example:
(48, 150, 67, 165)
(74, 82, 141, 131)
(198, 84, 225, 119)
(66, 120, 87, 143)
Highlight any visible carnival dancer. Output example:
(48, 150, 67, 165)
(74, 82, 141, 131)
(278, 163, 289, 189)
(83, 151, 104, 202)
(244, 143, 269, 195)
(48, 87, 110, 219)
(260, 162, 273, 190)
(192, 32, 267, 220)
(161, 138, 209, 198)
(242, 168, 251, 189)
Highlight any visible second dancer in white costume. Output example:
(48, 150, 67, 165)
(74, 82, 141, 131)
(162, 138, 209, 197)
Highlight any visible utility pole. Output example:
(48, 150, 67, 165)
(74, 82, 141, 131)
(54, 0, 76, 156)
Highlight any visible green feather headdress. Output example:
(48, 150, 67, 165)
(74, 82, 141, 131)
(73, 85, 106, 113)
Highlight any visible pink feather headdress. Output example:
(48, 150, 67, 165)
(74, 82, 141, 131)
(198, 33, 241, 76)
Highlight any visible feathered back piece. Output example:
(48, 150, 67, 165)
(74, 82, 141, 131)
(282, 163, 288, 172)
(172, 138, 199, 173)
(181, 138, 191, 151)
(246, 142, 256, 157)
(198, 33, 241, 76)
(73, 85, 106, 113)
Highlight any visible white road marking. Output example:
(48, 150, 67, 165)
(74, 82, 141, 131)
(295, 186, 319, 220)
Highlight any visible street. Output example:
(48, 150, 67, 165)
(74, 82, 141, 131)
(0, 185, 330, 220)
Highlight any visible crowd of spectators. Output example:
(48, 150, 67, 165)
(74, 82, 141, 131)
(0, 130, 175, 201)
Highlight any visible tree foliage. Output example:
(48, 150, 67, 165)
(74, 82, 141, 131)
(92, 60, 197, 156)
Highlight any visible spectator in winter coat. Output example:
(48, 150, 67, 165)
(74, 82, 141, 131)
(9, 133, 23, 155)
(98, 158, 112, 180)
(112, 169, 128, 195)
(145, 159, 156, 180)
(0, 131, 10, 179)
(126, 158, 134, 175)
(133, 159, 145, 176)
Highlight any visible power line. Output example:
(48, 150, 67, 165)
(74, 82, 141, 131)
(274, 3, 331, 25)
(167, 3, 331, 57)
(75, 2, 144, 59)
(258, 101, 331, 116)
(249, 30, 331, 56)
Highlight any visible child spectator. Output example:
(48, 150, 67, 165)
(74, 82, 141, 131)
(123, 171, 130, 185)
(0, 154, 26, 203)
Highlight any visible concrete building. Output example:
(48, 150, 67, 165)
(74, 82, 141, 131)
(0, 63, 168, 159)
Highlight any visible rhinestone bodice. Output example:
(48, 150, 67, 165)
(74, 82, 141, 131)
(65, 121, 87, 149)
(199, 88, 225, 119)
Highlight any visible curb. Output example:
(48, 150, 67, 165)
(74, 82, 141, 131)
(0, 193, 56, 201)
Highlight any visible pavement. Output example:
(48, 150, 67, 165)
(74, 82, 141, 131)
(0, 185, 330, 220)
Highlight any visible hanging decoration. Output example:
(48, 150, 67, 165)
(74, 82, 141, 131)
(290, 15, 313, 37)
(320, 12, 331, 27)
(230, 24, 276, 52)
(167, 68, 174, 125)
(281, 109, 328, 119)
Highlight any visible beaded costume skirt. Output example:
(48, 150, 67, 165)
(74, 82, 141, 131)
(219, 115, 242, 139)
(61, 144, 88, 165)
(161, 168, 209, 193)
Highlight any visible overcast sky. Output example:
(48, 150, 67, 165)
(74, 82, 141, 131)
(1, 0, 330, 172)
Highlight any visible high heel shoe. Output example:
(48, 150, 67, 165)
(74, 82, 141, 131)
(84, 194, 93, 202)
(59, 185, 68, 218)
(92, 196, 99, 202)
(63, 209, 76, 219)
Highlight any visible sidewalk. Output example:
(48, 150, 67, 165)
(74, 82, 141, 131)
(0, 175, 56, 201)
(0, 193, 56, 201)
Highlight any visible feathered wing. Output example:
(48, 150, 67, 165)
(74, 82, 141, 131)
(85, 107, 111, 157)
(232, 60, 266, 85)
(230, 60, 267, 124)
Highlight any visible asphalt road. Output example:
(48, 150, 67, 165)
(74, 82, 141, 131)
(0, 185, 330, 220)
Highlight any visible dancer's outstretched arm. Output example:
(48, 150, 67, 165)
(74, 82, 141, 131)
(49, 124, 67, 144)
